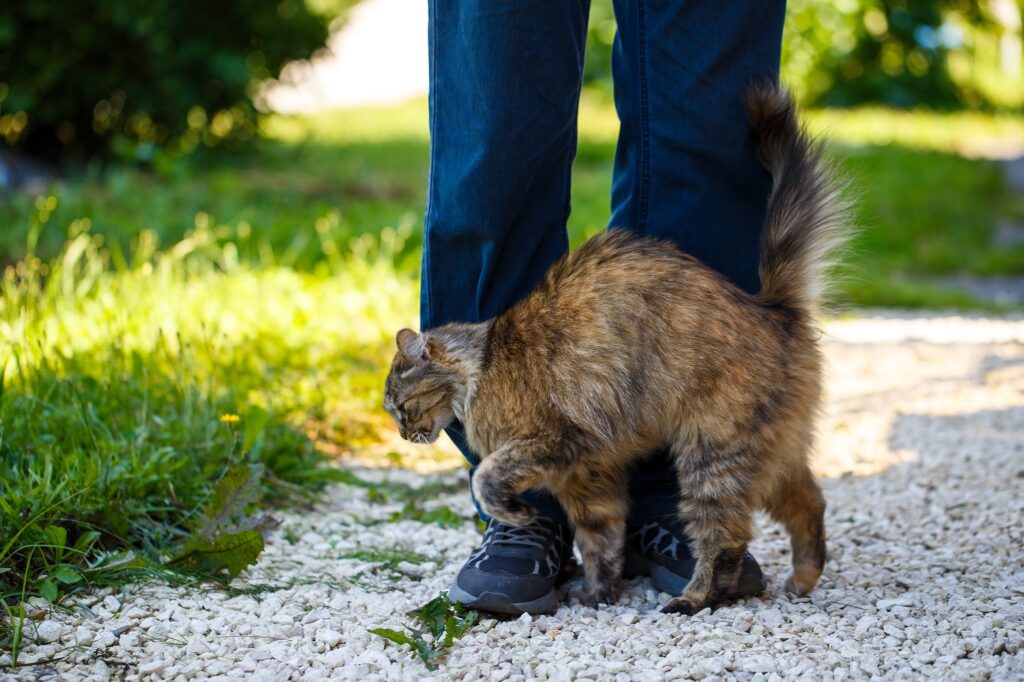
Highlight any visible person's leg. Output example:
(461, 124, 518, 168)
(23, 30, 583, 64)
(424, 0, 591, 525)
(609, 0, 785, 292)
(609, 0, 785, 593)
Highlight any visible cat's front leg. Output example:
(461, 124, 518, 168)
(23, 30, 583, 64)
(573, 518, 626, 606)
(471, 440, 549, 526)
(554, 468, 629, 607)
(662, 445, 756, 615)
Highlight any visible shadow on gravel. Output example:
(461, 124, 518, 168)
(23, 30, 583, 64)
(887, 406, 1024, 456)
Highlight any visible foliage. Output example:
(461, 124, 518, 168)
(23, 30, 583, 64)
(342, 547, 431, 590)
(388, 503, 464, 529)
(786, 0, 979, 108)
(584, 0, 1024, 109)
(170, 463, 271, 578)
(0, 202, 416, 659)
(369, 593, 479, 670)
(0, 0, 351, 161)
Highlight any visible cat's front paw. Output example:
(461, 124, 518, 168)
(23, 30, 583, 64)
(472, 475, 537, 526)
(571, 582, 620, 608)
(480, 495, 537, 527)
(661, 596, 707, 615)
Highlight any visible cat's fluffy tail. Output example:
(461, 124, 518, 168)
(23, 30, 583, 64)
(746, 82, 849, 314)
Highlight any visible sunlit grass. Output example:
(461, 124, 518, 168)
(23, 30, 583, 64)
(806, 107, 1024, 155)
(0, 207, 417, 654)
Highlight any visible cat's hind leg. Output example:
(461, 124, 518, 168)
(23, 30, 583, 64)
(767, 461, 826, 596)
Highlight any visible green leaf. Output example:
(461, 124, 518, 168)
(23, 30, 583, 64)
(443, 611, 475, 648)
(368, 627, 415, 647)
(44, 526, 67, 549)
(199, 463, 265, 538)
(170, 530, 264, 578)
(368, 627, 439, 670)
(390, 502, 463, 529)
(53, 564, 82, 584)
(72, 530, 102, 555)
(44, 525, 67, 562)
(242, 406, 270, 453)
(418, 507, 462, 528)
(168, 463, 269, 578)
(38, 579, 58, 603)
(370, 593, 478, 671)
(407, 594, 448, 640)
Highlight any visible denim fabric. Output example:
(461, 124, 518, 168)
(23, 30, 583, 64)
(422, 0, 786, 523)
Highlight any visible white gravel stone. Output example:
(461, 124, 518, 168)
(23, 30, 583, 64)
(73, 626, 94, 646)
(139, 659, 166, 676)
(316, 628, 344, 649)
(34, 620, 63, 644)
(8, 315, 1024, 681)
(93, 630, 116, 648)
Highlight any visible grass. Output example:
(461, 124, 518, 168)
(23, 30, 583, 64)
(2, 94, 1023, 660)
(0, 209, 416, 657)
(341, 547, 432, 591)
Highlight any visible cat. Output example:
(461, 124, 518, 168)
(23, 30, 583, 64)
(383, 82, 845, 614)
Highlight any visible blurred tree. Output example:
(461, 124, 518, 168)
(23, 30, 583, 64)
(584, 0, 1023, 110)
(786, 0, 996, 108)
(0, 0, 356, 163)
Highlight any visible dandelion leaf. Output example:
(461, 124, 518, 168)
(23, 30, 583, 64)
(199, 463, 264, 538)
(171, 530, 264, 578)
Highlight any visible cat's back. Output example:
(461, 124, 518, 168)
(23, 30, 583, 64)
(537, 229, 716, 309)
(556, 229, 685, 277)
(513, 227, 775, 357)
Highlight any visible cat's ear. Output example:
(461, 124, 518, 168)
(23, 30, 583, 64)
(396, 328, 430, 365)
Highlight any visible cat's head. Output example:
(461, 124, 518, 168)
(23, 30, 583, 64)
(383, 328, 460, 444)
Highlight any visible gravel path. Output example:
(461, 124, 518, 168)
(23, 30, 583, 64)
(6, 314, 1024, 681)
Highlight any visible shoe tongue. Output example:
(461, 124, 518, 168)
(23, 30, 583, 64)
(487, 523, 552, 561)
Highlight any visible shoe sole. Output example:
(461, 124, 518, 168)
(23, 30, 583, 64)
(624, 548, 766, 599)
(448, 580, 559, 616)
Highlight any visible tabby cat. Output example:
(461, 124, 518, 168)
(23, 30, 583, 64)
(384, 83, 845, 614)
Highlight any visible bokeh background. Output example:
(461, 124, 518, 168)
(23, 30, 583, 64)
(1, 0, 1023, 650)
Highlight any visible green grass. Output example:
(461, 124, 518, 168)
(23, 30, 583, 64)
(2, 95, 1023, 660)
(0, 211, 416, 657)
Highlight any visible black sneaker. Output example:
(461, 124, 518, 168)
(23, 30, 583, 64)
(624, 513, 766, 599)
(448, 516, 575, 615)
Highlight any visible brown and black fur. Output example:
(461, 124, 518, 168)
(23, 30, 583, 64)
(384, 83, 845, 614)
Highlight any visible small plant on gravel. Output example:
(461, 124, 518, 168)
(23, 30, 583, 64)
(369, 593, 478, 670)
(341, 547, 430, 568)
(342, 547, 432, 591)
(169, 462, 276, 579)
(387, 502, 464, 529)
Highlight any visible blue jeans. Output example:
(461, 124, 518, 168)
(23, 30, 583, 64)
(422, 0, 786, 524)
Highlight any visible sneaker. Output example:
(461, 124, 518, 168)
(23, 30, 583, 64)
(624, 513, 766, 599)
(448, 516, 575, 615)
